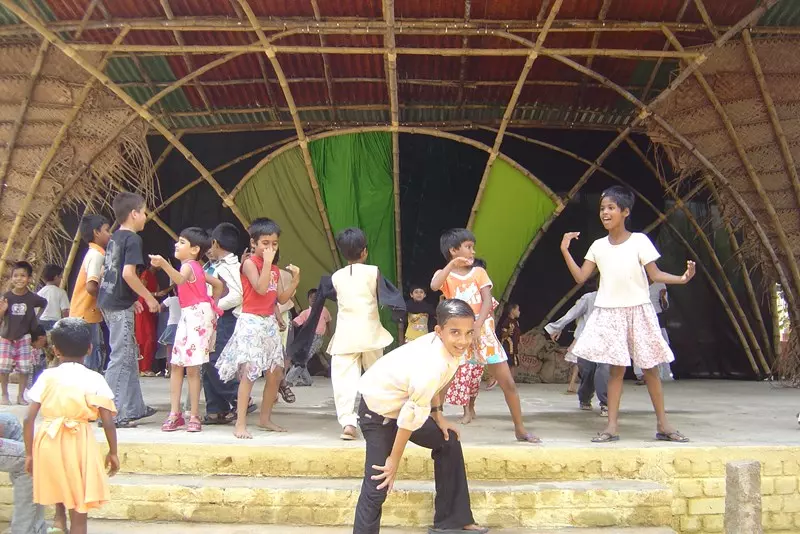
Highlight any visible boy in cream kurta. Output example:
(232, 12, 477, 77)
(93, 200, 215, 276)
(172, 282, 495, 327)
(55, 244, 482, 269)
(328, 228, 393, 440)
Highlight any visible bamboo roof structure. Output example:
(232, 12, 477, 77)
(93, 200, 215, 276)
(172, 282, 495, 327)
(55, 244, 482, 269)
(1, 0, 800, 375)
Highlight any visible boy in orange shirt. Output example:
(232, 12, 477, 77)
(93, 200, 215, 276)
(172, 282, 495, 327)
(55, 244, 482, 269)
(69, 215, 112, 372)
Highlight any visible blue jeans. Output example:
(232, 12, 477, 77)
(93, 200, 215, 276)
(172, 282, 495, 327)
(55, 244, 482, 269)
(102, 306, 146, 422)
(83, 322, 105, 372)
(0, 414, 46, 533)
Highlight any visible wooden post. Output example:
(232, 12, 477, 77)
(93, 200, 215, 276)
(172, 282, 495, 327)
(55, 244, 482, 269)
(383, 0, 403, 288)
(0, 27, 130, 279)
(467, 0, 563, 229)
(237, 0, 340, 267)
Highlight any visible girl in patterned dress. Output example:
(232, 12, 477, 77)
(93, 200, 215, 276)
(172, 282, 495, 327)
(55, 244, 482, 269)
(432, 229, 539, 442)
(560, 186, 695, 443)
(216, 218, 300, 439)
(149, 228, 226, 433)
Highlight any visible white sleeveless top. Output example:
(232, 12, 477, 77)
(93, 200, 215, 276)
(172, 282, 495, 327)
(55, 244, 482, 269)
(327, 263, 393, 355)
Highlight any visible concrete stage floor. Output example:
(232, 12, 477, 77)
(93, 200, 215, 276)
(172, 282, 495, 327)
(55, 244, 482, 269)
(4, 377, 795, 448)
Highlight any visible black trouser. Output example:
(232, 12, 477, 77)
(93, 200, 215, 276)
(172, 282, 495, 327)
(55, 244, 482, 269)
(354, 399, 475, 534)
(577, 357, 610, 407)
(202, 311, 239, 414)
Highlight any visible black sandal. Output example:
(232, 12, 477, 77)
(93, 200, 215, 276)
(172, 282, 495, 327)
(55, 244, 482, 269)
(203, 412, 235, 425)
(591, 432, 620, 443)
(279, 380, 296, 404)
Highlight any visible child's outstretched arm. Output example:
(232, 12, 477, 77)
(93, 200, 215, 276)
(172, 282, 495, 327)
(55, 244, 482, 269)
(644, 260, 696, 285)
(23, 402, 41, 475)
(560, 232, 596, 284)
(430, 257, 472, 291)
(98, 407, 120, 477)
(149, 255, 191, 286)
(475, 286, 494, 332)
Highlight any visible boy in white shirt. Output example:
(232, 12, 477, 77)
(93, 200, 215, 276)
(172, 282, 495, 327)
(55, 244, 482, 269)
(37, 265, 70, 331)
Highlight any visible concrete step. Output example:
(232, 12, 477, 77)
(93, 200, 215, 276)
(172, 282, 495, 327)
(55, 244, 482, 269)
(71, 474, 673, 529)
(87, 521, 678, 533)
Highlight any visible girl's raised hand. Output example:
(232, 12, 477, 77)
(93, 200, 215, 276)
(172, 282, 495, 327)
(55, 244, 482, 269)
(681, 260, 696, 284)
(561, 232, 580, 250)
(148, 254, 167, 269)
(286, 264, 300, 279)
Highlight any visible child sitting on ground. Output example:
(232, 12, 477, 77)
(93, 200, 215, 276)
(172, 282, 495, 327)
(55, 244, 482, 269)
(24, 318, 119, 534)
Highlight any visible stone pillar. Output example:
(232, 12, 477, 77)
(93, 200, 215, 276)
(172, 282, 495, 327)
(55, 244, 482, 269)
(725, 460, 763, 534)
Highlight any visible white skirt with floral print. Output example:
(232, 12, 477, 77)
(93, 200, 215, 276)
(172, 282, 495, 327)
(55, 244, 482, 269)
(171, 302, 217, 367)
(571, 303, 674, 369)
(216, 313, 284, 383)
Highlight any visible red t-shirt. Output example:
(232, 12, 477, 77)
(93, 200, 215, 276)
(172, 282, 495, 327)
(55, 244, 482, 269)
(241, 255, 279, 316)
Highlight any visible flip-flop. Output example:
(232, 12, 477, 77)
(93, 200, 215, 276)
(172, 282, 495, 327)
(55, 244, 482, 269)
(656, 430, 689, 443)
(591, 432, 620, 443)
(340, 426, 358, 440)
(429, 527, 489, 534)
(515, 432, 541, 444)
(203, 412, 234, 425)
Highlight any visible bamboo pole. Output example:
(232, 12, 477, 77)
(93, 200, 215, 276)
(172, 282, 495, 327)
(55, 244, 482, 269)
(456, 0, 471, 120)
(21, 52, 246, 255)
(2, 4, 251, 236)
(661, 27, 800, 321)
(625, 137, 769, 373)
(641, 0, 690, 102)
(310, 0, 338, 122)
(159, 0, 214, 114)
(0, 27, 130, 280)
(539, 180, 709, 327)
(467, 0, 563, 229)
(72, 0, 101, 40)
(67, 42, 705, 59)
(382, 0, 403, 288)
(2, 16, 792, 38)
(0, 38, 49, 207)
(237, 0, 340, 268)
(694, 0, 721, 40)
(576, 0, 613, 109)
(742, 29, 800, 212)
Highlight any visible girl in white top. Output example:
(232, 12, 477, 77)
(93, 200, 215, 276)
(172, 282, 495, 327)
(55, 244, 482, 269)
(560, 186, 696, 444)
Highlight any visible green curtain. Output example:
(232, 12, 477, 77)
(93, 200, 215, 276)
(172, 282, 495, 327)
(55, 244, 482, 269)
(310, 132, 398, 340)
(235, 146, 337, 308)
(472, 158, 557, 299)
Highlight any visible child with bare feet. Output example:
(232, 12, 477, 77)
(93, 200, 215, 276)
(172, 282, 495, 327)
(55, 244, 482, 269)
(0, 261, 46, 406)
(215, 218, 299, 439)
(432, 230, 540, 442)
(560, 186, 695, 443)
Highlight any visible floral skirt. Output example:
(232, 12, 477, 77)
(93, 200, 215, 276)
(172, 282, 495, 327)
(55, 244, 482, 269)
(571, 303, 674, 369)
(468, 315, 507, 365)
(171, 303, 217, 367)
(445, 363, 485, 406)
(216, 313, 284, 383)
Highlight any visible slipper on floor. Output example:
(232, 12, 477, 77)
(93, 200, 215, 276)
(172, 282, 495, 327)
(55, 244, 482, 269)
(591, 432, 620, 443)
(429, 527, 489, 534)
(515, 432, 541, 444)
(656, 430, 689, 443)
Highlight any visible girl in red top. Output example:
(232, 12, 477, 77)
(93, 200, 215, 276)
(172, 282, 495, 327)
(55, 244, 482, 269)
(149, 228, 225, 433)
(215, 218, 300, 439)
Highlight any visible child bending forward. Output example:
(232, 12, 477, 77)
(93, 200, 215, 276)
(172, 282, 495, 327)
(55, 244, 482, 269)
(150, 227, 226, 433)
(24, 318, 119, 534)
(561, 185, 695, 443)
(216, 218, 299, 439)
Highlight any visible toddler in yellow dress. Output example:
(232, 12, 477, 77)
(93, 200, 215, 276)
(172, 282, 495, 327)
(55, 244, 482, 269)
(23, 318, 119, 534)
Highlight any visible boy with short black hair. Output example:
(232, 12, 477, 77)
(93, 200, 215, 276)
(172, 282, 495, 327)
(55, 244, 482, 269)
(0, 261, 46, 405)
(37, 264, 69, 331)
(97, 192, 159, 428)
(202, 222, 244, 424)
(70, 214, 112, 372)
(329, 228, 393, 440)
